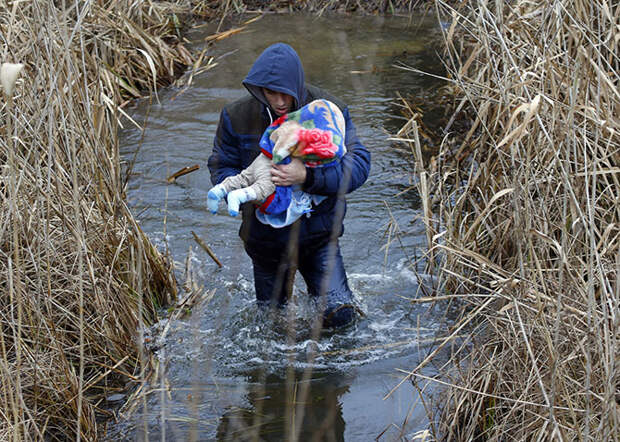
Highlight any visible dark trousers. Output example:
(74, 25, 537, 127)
(244, 237, 355, 327)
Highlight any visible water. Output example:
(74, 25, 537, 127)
(108, 13, 450, 441)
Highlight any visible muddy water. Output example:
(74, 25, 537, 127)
(109, 13, 449, 441)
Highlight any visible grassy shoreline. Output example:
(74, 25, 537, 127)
(0, 1, 201, 439)
(401, 1, 619, 439)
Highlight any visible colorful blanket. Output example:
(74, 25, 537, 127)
(256, 99, 346, 222)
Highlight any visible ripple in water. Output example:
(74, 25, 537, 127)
(154, 255, 440, 378)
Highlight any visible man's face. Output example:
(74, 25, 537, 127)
(262, 88, 294, 116)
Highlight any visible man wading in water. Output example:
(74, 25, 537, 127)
(208, 43, 370, 328)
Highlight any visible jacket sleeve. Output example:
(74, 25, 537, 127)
(302, 107, 370, 196)
(208, 108, 242, 185)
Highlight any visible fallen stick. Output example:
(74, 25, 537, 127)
(204, 26, 247, 43)
(166, 164, 199, 183)
(191, 230, 222, 268)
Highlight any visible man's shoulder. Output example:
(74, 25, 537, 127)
(223, 95, 265, 135)
(224, 95, 262, 118)
(304, 84, 347, 111)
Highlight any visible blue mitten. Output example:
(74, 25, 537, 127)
(207, 184, 227, 214)
(227, 187, 257, 217)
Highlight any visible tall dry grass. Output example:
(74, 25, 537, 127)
(0, 1, 206, 439)
(194, 0, 428, 16)
(398, 0, 619, 439)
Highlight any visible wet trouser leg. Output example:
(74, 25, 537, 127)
(298, 239, 355, 328)
(246, 243, 294, 306)
(245, 239, 355, 327)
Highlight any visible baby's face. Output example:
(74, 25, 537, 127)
(271, 121, 303, 163)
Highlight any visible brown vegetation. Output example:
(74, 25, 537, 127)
(400, 0, 619, 439)
(0, 1, 206, 439)
(198, 0, 431, 15)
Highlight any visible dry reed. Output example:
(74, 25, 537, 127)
(398, 0, 619, 439)
(194, 0, 428, 16)
(0, 1, 208, 439)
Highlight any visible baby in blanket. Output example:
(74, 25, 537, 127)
(207, 99, 346, 228)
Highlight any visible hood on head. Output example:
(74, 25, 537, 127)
(242, 43, 306, 114)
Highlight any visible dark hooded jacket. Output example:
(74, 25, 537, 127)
(208, 43, 371, 249)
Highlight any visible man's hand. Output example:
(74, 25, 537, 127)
(271, 158, 306, 187)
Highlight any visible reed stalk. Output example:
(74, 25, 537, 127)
(0, 0, 207, 438)
(398, 0, 619, 439)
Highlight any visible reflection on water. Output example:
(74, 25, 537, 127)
(107, 13, 450, 441)
(216, 370, 350, 441)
